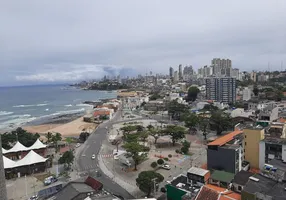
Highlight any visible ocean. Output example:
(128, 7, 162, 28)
(0, 85, 116, 131)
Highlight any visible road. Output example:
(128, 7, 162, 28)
(76, 107, 135, 199)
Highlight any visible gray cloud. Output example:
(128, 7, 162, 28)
(1, 0, 286, 85)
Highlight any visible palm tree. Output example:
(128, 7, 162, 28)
(52, 132, 62, 153)
(45, 132, 53, 143)
(65, 137, 73, 151)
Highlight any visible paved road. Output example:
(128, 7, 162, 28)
(76, 107, 135, 199)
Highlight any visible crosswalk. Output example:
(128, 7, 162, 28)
(100, 154, 113, 158)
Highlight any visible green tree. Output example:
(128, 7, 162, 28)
(122, 142, 148, 170)
(151, 162, 157, 168)
(58, 150, 74, 169)
(187, 86, 200, 101)
(183, 112, 199, 134)
(138, 131, 149, 142)
(136, 171, 164, 197)
(275, 90, 283, 101)
(120, 125, 137, 138)
(157, 158, 164, 165)
(136, 125, 145, 132)
(202, 104, 218, 111)
(199, 117, 209, 140)
(167, 100, 189, 120)
(210, 110, 232, 135)
(149, 94, 162, 100)
(147, 124, 154, 131)
(149, 129, 161, 144)
(52, 132, 62, 153)
(253, 85, 259, 96)
(164, 125, 186, 146)
(65, 137, 73, 150)
(45, 132, 53, 143)
(181, 140, 191, 154)
(79, 132, 90, 142)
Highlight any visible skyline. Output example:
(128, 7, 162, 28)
(1, 0, 286, 86)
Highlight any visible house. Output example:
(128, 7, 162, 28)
(195, 184, 240, 200)
(187, 167, 210, 187)
(93, 110, 111, 120)
(258, 104, 279, 122)
(232, 170, 254, 193)
(241, 174, 286, 200)
(209, 170, 235, 188)
(207, 130, 244, 174)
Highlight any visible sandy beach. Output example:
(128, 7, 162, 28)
(23, 117, 97, 137)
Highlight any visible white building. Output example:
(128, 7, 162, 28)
(242, 87, 252, 101)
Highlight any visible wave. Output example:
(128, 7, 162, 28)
(0, 115, 36, 131)
(76, 103, 93, 107)
(0, 111, 14, 116)
(13, 103, 48, 108)
(64, 104, 73, 107)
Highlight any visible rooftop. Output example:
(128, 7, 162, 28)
(243, 174, 286, 200)
(210, 170, 234, 183)
(233, 170, 254, 186)
(195, 184, 240, 200)
(187, 167, 209, 177)
(207, 130, 242, 146)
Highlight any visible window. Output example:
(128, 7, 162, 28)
(245, 135, 247, 138)
(245, 142, 247, 146)
(238, 186, 242, 191)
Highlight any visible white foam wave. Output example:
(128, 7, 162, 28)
(38, 108, 86, 119)
(13, 103, 48, 108)
(76, 103, 93, 107)
(0, 111, 14, 116)
(0, 116, 36, 131)
(64, 104, 73, 107)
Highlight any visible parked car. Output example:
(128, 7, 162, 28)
(44, 176, 58, 186)
(29, 195, 39, 200)
(76, 143, 81, 148)
(91, 154, 96, 159)
(161, 164, 171, 170)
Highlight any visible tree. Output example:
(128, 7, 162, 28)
(181, 140, 191, 154)
(167, 100, 189, 120)
(199, 117, 209, 140)
(58, 150, 74, 169)
(187, 86, 200, 101)
(52, 132, 62, 153)
(202, 104, 218, 111)
(120, 125, 137, 138)
(79, 132, 90, 142)
(149, 94, 162, 100)
(65, 137, 73, 150)
(183, 112, 199, 134)
(163, 125, 186, 146)
(157, 158, 164, 165)
(138, 131, 149, 142)
(253, 85, 259, 96)
(147, 124, 154, 131)
(136, 125, 145, 132)
(122, 142, 148, 170)
(149, 129, 161, 144)
(136, 171, 164, 197)
(209, 110, 232, 135)
(151, 162, 157, 168)
(45, 132, 53, 143)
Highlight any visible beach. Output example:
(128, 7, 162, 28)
(23, 116, 97, 137)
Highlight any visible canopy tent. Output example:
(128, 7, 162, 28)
(3, 139, 47, 154)
(3, 156, 17, 169)
(2, 150, 47, 169)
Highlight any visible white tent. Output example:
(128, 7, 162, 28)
(3, 156, 17, 169)
(27, 139, 47, 150)
(3, 141, 29, 154)
(16, 150, 47, 166)
(2, 148, 7, 154)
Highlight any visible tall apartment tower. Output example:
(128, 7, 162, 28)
(206, 77, 236, 103)
(174, 71, 179, 83)
(169, 67, 174, 78)
(0, 135, 8, 200)
(178, 64, 183, 80)
(211, 58, 232, 76)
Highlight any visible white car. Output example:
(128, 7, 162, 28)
(91, 154, 96, 159)
(161, 164, 171, 170)
(76, 143, 81, 148)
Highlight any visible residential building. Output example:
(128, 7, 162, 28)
(179, 64, 183, 80)
(205, 77, 236, 103)
(258, 104, 279, 122)
(174, 71, 179, 83)
(187, 167, 210, 187)
(232, 68, 240, 80)
(183, 65, 193, 76)
(144, 100, 166, 111)
(244, 127, 265, 169)
(242, 87, 252, 101)
(250, 71, 257, 82)
(232, 170, 254, 193)
(169, 67, 174, 78)
(211, 58, 232, 77)
(241, 174, 286, 200)
(195, 184, 240, 200)
(207, 130, 244, 174)
(209, 170, 235, 188)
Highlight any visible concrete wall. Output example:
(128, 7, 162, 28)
(244, 128, 264, 169)
(282, 145, 286, 163)
(259, 141, 265, 169)
(207, 147, 236, 174)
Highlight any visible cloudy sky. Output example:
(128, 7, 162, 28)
(1, 1, 286, 86)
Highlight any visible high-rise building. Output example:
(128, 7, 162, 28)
(242, 87, 252, 101)
(178, 64, 183, 80)
(174, 71, 179, 83)
(0, 135, 8, 200)
(169, 67, 174, 78)
(232, 68, 239, 80)
(211, 58, 232, 76)
(206, 77, 236, 103)
(183, 65, 193, 75)
(250, 71, 257, 82)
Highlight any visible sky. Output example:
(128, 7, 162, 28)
(1, 1, 286, 86)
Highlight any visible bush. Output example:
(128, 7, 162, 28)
(157, 158, 164, 165)
(163, 157, 169, 161)
(181, 146, 189, 154)
(175, 149, 180, 154)
(151, 162, 158, 168)
(168, 154, 172, 158)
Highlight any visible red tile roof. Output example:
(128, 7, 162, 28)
(93, 110, 110, 117)
(195, 185, 241, 200)
(207, 130, 242, 146)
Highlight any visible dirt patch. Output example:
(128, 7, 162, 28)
(33, 172, 53, 182)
